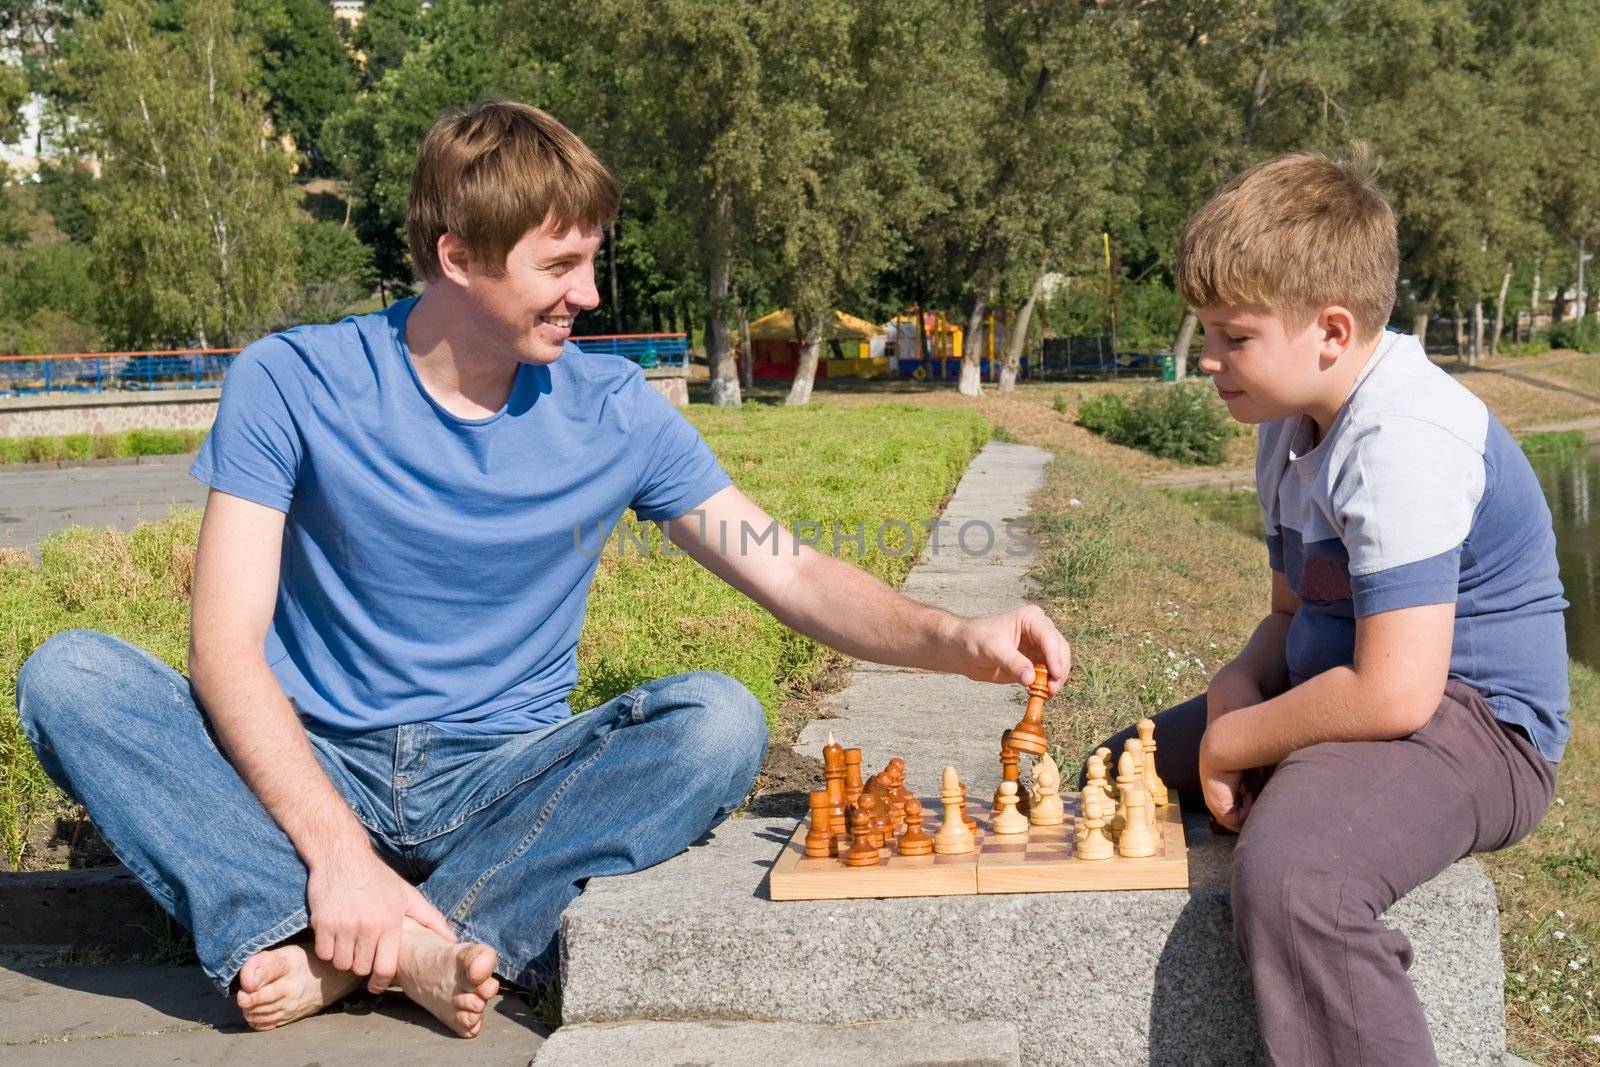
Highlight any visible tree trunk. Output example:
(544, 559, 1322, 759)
(1000, 265, 1047, 393)
(704, 191, 740, 407)
(608, 220, 622, 334)
(1470, 299, 1485, 366)
(958, 290, 988, 397)
(1491, 263, 1512, 357)
(1530, 258, 1543, 336)
(785, 314, 826, 406)
(1580, 236, 1589, 321)
(1412, 277, 1441, 345)
(1171, 306, 1199, 379)
(737, 303, 753, 391)
(1454, 308, 1466, 361)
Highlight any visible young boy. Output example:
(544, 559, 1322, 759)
(1097, 151, 1567, 1064)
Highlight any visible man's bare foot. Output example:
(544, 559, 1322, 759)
(394, 916, 499, 1038)
(235, 942, 363, 1031)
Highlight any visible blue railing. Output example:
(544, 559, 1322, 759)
(569, 333, 688, 369)
(0, 332, 690, 396)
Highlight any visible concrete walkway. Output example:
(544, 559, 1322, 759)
(0, 453, 205, 557)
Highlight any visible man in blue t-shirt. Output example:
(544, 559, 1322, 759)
(15, 101, 1069, 1038)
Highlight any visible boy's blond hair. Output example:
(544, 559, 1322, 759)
(1175, 148, 1398, 337)
(406, 101, 620, 282)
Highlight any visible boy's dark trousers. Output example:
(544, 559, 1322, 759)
(1091, 682, 1555, 1066)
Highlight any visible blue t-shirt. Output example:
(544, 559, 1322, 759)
(1257, 331, 1570, 760)
(190, 298, 730, 734)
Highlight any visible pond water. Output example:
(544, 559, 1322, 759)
(1181, 444, 1600, 670)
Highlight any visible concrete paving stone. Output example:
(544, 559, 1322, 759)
(559, 816, 1505, 1066)
(0, 963, 545, 1065)
(531, 1019, 1021, 1067)
(0, 451, 206, 557)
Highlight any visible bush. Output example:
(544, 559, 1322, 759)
(125, 429, 204, 456)
(1077, 382, 1234, 465)
(1548, 318, 1600, 354)
(1052, 392, 1068, 414)
(1521, 430, 1587, 459)
(1500, 336, 1552, 358)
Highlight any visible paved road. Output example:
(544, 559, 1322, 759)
(0, 454, 208, 557)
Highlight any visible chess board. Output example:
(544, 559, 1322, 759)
(768, 793, 1188, 901)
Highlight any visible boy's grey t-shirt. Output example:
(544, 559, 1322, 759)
(189, 297, 731, 735)
(1257, 331, 1570, 760)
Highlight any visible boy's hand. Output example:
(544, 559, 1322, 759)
(1207, 663, 1265, 725)
(1198, 732, 1251, 832)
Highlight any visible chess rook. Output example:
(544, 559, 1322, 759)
(1117, 784, 1158, 858)
(843, 748, 863, 808)
(804, 790, 836, 858)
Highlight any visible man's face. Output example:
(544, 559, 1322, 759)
(1194, 304, 1328, 425)
(462, 221, 603, 365)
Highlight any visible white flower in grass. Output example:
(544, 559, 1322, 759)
(1540, 1003, 1552, 1013)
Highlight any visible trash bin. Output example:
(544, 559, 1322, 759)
(1158, 351, 1178, 382)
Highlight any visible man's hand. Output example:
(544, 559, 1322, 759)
(947, 605, 1072, 695)
(1198, 731, 1251, 832)
(306, 849, 458, 994)
(1206, 663, 1265, 725)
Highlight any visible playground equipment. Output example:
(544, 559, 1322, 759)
(746, 309, 889, 382)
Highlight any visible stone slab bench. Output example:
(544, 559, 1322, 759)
(531, 1019, 1021, 1066)
(558, 814, 1505, 1066)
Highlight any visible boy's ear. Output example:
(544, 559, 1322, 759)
(1317, 305, 1359, 361)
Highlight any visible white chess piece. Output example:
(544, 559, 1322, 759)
(1028, 753, 1066, 826)
(992, 781, 1030, 835)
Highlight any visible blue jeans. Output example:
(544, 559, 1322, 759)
(16, 630, 767, 995)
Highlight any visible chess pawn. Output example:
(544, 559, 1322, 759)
(1096, 746, 1117, 799)
(1117, 784, 1158, 858)
(995, 736, 1021, 813)
(958, 784, 977, 832)
(1136, 718, 1170, 808)
(1028, 753, 1066, 826)
(991, 781, 1030, 835)
(862, 794, 888, 850)
(897, 797, 934, 856)
(1077, 794, 1114, 860)
(843, 748, 864, 808)
(844, 807, 880, 866)
(1008, 664, 1050, 756)
(804, 790, 837, 857)
(932, 766, 976, 855)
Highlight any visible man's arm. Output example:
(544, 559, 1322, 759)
(189, 489, 454, 991)
(661, 486, 1070, 692)
(1201, 600, 1456, 773)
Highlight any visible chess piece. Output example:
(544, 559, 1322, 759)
(958, 783, 978, 832)
(1096, 746, 1117, 799)
(992, 781, 1030, 834)
(897, 797, 934, 856)
(1117, 784, 1158, 858)
(1111, 749, 1141, 839)
(1136, 718, 1170, 807)
(1007, 664, 1050, 756)
(995, 736, 1021, 813)
(804, 790, 836, 857)
(844, 807, 880, 866)
(886, 758, 908, 831)
(1124, 737, 1146, 789)
(844, 748, 864, 808)
(932, 766, 976, 855)
(823, 733, 848, 833)
(1077, 794, 1114, 860)
(1028, 752, 1066, 826)
(855, 793, 883, 849)
(1081, 753, 1111, 836)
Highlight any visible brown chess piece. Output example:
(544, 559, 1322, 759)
(804, 790, 836, 857)
(843, 748, 864, 807)
(844, 807, 879, 866)
(858, 794, 886, 849)
(957, 783, 977, 833)
(897, 797, 934, 856)
(1007, 664, 1050, 756)
(823, 733, 848, 833)
(995, 735, 1021, 812)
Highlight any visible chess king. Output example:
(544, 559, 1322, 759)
(1088, 150, 1568, 1066)
(14, 102, 1070, 1039)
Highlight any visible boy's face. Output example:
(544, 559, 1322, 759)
(1194, 304, 1335, 425)
(459, 219, 604, 365)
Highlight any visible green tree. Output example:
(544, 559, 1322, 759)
(66, 0, 296, 345)
(352, 0, 423, 88)
(281, 217, 378, 324)
(256, 0, 358, 175)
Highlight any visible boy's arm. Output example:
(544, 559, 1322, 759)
(1208, 570, 1298, 721)
(1200, 600, 1455, 773)
(189, 490, 455, 992)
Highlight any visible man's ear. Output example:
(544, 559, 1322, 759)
(435, 232, 475, 287)
(1318, 305, 1359, 362)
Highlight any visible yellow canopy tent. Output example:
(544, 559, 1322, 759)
(746, 309, 882, 342)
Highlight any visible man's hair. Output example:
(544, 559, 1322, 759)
(1175, 147, 1398, 337)
(406, 100, 620, 281)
